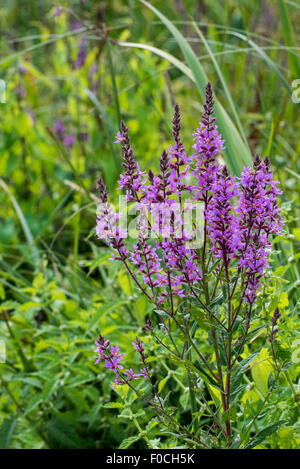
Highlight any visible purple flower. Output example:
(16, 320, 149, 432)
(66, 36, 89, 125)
(130, 239, 163, 289)
(234, 155, 283, 303)
(94, 335, 110, 365)
(53, 120, 65, 141)
(132, 337, 144, 354)
(53, 6, 63, 18)
(116, 121, 147, 201)
(28, 110, 37, 125)
(167, 104, 191, 197)
(96, 176, 128, 246)
(94, 333, 148, 385)
(79, 132, 89, 142)
(110, 345, 120, 356)
(15, 84, 26, 98)
(104, 354, 124, 372)
(124, 368, 141, 380)
(139, 368, 149, 378)
(207, 166, 240, 263)
(71, 22, 82, 31)
(89, 65, 98, 76)
(63, 134, 75, 148)
(75, 38, 87, 69)
(18, 65, 27, 74)
(114, 131, 125, 144)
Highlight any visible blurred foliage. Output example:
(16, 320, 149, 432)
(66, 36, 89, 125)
(0, 0, 299, 449)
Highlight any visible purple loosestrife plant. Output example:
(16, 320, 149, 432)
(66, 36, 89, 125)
(75, 38, 87, 69)
(94, 83, 283, 448)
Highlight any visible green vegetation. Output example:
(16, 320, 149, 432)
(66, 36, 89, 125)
(0, 0, 299, 449)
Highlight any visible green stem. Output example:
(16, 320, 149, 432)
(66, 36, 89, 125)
(3, 311, 35, 372)
(129, 409, 154, 449)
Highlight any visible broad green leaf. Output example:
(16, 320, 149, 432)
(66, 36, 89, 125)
(102, 402, 124, 409)
(119, 435, 140, 449)
(158, 375, 169, 393)
(42, 418, 84, 449)
(251, 348, 273, 397)
(278, 292, 289, 309)
(0, 418, 17, 449)
(24, 394, 43, 416)
(118, 269, 131, 295)
(64, 388, 89, 412)
(243, 420, 288, 449)
(222, 405, 237, 422)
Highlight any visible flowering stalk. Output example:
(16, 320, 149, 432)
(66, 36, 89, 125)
(94, 83, 283, 446)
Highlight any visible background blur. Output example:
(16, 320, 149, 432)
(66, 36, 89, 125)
(0, 0, 299, 449)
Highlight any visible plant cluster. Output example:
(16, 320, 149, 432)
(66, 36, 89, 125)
(94, 83, 286, 447)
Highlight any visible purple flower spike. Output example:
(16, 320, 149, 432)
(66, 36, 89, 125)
(53, 120, 65, 141)
(116, 121, 147, 201)
(53, 6, 63, 18)
(63, 134, 75, 148)
(207, 166, 240, 263)
(75, 38, 87, 69)
(79, 132, 88, 142)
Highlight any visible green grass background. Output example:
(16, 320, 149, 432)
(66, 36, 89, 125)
(0, 0, 299, 449)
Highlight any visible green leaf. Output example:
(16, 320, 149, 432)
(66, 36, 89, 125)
(251, 348, 273, 397)
(84, 88, 120, 172)
(24, 394, 43, 416)
(0, 418, 17, 449)
(278, 291, 289, 309)
(118, 269, 131, 295)
(222, 405, 237, 422)
(0, 178, 34, 246)
(231, 352, 259, 396)
(278, 0, 300, 77)
(41, 379, 58, 401)
(64, 388, 89, 411)
(209, 293, 224, 308)
(228, 30, 295, 100)
(119, 435, 140, 449)
(158, 375, 169, 393)
(102, 402, 124, 409)
(243, 420, 288, 449)
(42, 418, 84, 449)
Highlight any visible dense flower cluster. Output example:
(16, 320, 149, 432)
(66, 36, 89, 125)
(192, 82, 225, 199)
(206, 166, 239, 263)
(53, 119, 79, 148)
(236, 155, 283, 303)
(116, 121, 147, 201)
(94, 334, 148, 385)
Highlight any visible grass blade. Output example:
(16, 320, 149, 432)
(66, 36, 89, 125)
(107, 41, 121, 125)
(84, 87, 121, 173)
(0, 178, 34, 246)
(140, 0, 253, 175)
(228, 31, 295, 99)
(192, 22, 249, 151)
(278, 0, 300, 77)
